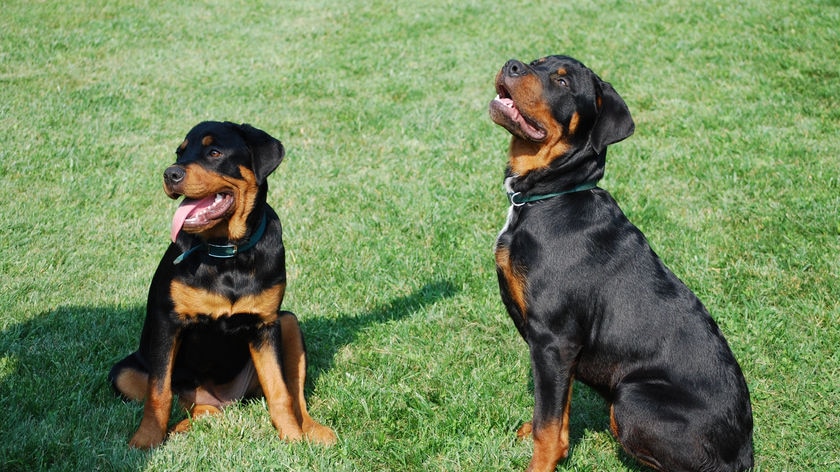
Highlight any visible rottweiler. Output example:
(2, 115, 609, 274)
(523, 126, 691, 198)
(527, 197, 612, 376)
(109, 121, 336, 449)
(489, 56, 753, 471)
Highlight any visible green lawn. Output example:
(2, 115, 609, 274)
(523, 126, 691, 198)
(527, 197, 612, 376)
(1, 0, 838, 470)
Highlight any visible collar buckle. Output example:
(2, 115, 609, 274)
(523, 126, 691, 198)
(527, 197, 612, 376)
(508, 192, 527, 207)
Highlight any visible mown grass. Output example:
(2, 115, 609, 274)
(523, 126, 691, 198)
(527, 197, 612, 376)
(1, 0, 838, 470)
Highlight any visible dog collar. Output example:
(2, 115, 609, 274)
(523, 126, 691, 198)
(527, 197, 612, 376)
(173, 212, 268, 265)
(507, 181, 598, 207)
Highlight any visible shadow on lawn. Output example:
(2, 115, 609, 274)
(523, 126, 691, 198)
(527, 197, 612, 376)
(0, 304, 149, 471)
(0, 280, 457, 470)
(299, 279, 459, 384)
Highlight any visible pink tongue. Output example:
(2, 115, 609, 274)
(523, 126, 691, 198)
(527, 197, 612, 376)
(171, 199, 199, 242)
(171, 195, 220, 242)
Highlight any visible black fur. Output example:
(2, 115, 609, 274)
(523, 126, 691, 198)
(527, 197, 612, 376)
(491, 56, 753, 471)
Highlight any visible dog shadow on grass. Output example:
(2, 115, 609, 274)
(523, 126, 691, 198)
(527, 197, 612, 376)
(298, 279, 458, 385)
(0, 304, 150, 470)
(0, 279, 457, 470)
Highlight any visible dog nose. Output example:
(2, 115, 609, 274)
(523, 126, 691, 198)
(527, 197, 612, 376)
(164, 165, 186, 184)
(504, 59, 528, 78)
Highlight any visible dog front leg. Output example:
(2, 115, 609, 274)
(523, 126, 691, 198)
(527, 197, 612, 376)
(277, 312, 336, 444)
(526, 342, 577, 472)
(249, 323, 304, 441)
(129, 329, 181, 449)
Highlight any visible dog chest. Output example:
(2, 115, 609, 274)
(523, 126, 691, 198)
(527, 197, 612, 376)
(169, 279, 284, 324)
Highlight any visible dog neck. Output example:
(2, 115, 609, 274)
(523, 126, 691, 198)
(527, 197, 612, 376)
(505, 144, 606, 199)
(506, 180, 598, 206)
(173, 211, 268, 265)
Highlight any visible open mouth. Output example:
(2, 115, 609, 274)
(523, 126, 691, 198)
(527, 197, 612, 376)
(170, 192, 235, 241)
(489, 85, 547, 142)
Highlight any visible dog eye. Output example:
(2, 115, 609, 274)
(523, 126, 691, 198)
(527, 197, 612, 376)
(554, 76, 568, 87)
(208, 149, 222, 158)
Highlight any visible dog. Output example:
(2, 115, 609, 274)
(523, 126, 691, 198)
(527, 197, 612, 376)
(109, 121, 336, 449)
(489, 56, 753, 471)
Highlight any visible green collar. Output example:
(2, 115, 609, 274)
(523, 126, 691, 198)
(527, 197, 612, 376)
(507, 181, 598, 207)
(173, 212, 268, 265)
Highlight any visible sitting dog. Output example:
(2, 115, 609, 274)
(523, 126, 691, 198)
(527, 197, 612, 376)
(489, 56, 753, 471)
(109, 121, 336, 449)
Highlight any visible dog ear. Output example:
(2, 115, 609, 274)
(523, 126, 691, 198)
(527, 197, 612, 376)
(589, 81, 635, 155)
(235, 123, 285, 185)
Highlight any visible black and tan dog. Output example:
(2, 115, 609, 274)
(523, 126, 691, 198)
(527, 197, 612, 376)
(489, 56, 753, 471)
(109, 121, 335, 449)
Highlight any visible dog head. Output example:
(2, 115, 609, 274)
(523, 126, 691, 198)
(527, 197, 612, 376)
(489, 55, 634, 184)
(164, 121, 284, 241)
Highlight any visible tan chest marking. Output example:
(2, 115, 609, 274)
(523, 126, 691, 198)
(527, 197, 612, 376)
(170, 280, 285, 323)
(495, 247, 528, 320)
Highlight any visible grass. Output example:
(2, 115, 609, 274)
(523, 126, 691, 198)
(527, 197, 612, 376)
(1, 0, 838, 470)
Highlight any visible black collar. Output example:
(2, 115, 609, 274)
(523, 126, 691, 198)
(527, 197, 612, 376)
(507, 181, 598, 207)
(173, 212, 268, 265)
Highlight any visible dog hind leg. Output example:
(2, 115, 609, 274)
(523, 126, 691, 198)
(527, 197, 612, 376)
(108, 353, 149, 402)
(610, 384, 707, 472)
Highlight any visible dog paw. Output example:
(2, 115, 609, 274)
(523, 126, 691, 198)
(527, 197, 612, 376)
(128, 427, 166, 449)
(516, 422, 533, 440)
(170, 418, 192, 434)
(305, 423, 337, 446)
(277, 424, 304, 442)
(170, 404, 223, 434)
